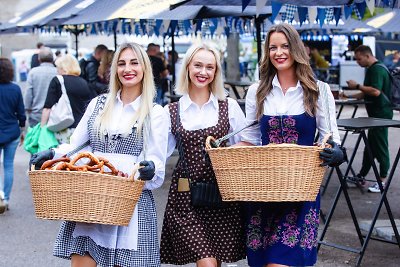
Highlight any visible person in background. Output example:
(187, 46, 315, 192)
(0, 57, 26, 213)
(24, 47, 57, 128)
(304, 43, 329, 81)
(30, 42, 169, 267)
(238, 23, 344, 267)
(30, 42, 44, 69)
(346, 45, 393, 193)
(40, 54, 95, 144)
(385, 51, 400, 71)
(147, 43, 168, 105)
(97, 49, 115, 87)
(167, 50, 182, 87)
(19, 60, 29, 82)
(80, 44, 108, 95)
(160, 43, 247, 267)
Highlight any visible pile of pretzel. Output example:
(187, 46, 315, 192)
(41, 152, 120, 176)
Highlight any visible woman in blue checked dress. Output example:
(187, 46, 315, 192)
(237, 24, 345, 267)
(30, 42, 169, 267)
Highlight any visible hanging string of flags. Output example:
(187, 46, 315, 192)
(4, 0, 399, 37)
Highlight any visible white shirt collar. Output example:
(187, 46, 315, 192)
(180, 92, 218, 111)
(116, 90, 142, 111)
(272, 74, 302, 92)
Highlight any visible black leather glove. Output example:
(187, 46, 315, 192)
(319, 138, 347, 167)
(30, 149, 55, 170)
(138, 160, 155, 181)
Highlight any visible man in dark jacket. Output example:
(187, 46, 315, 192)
(81, 44, 108, 95)
(30, 42, 44, 69)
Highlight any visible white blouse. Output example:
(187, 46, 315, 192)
(55, 92, 169, 191)
(241, 75, 340, 145)
(164, 93, 246, 156)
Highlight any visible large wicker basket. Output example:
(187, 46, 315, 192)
(29, 167, 145, 226)
(206, 138, 327, 202)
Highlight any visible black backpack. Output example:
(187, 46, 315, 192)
(376, 63, 400, 109)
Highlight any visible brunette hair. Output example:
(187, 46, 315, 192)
(0, 57, 14, 83)
(256, 23, 318, 119)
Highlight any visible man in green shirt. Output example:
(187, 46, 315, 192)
(346, 45, 393, 193)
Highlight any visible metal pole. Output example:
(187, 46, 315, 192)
(255, 16, 262, 67)
(171, 27, 176, 85)
(74, 25, 79, 58)
(113, 28, 117, 50)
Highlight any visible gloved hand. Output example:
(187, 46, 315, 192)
(30, 149, 55, 170)
(319, 138, 347, 167)
(138, 160, 155, 181)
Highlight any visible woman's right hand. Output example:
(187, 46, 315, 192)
(30, 149, 55, 170)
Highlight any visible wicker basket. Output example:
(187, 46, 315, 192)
(205, 138, 327, 202)
(29, 167, 145, 226)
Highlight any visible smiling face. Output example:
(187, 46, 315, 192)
(117, 48, 144, 91)
(268, 32, 295, 72)
(188, 49, 216, 91)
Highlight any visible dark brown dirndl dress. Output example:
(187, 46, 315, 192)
(160, 100, 246, 265)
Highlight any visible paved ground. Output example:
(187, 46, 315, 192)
(0, 95, 399, 266)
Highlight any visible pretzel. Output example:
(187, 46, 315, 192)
(42, 152, 120, 176)
(41, 157, 70, 170)
(70, 151, 100, 165)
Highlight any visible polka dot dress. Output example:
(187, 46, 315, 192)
(160, 100, 246, 265)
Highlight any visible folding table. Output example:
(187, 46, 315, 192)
(318, 117, 400, 267)
(320, 99, 370, 195)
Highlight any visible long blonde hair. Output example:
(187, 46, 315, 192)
(175, 43, 226, 100)
(94, 42, 155, 139)
(256, 23, 318, 119)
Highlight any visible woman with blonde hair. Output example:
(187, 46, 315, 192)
(41, 54, 94, 143)
(31, 42, 169, 266)
(238, 23, 345, 267)
(160, 43, 246, 267)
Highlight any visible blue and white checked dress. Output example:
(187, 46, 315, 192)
(53, 94, 166, 267)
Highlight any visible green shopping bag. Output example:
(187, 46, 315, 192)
(23, 124, 41, 154)
(38, 125, 59, 152)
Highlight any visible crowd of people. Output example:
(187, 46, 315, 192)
(0, 21, 396, 267)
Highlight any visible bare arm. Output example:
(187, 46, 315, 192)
(41, 108, 51, 127)
(346, 79, 381, 97)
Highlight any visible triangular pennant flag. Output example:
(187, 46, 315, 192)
(256, 0, 268, 17)
(270, 1, 283, 23)
(308, 7, 317, 24)
(163, 20, 171, 35)
(170, 20, 177, 37)
(298, 7, 308, 26)
(195, 19, 203, 33)
(317, 8, 326, 27)
(139, 19, 146, 35)
(333, 7, 341, 26)
(344, 5, 352, 19)
(366, 0, 375, 16)
(355, 1, 366, 19)
(209, 18, 218, 36)
(242, 0, 251, 12)
(153, 20, 163, 37)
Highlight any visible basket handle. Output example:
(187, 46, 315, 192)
(129, 164, 145, 181)
(320, 133, 332, 148)
(205, 136, 217, 150)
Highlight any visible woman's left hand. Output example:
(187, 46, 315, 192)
(138, 160, 155, 180)
(319, 139, 347, 167)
